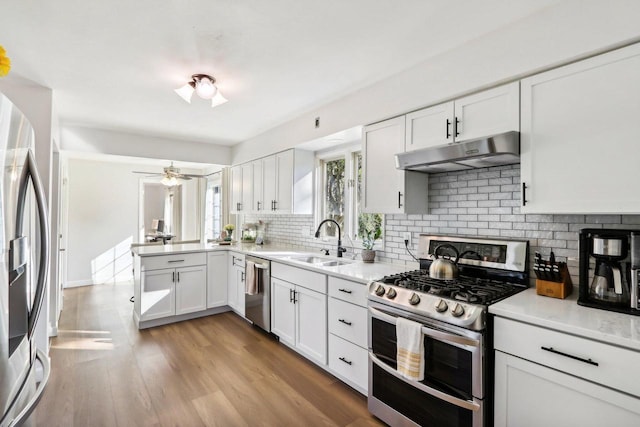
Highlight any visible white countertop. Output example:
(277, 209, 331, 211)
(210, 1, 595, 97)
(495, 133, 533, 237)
(132, 242, 416, 285)
(490, 288, 640, 352)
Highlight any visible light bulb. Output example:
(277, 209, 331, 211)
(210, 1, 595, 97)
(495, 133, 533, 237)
(195, 77, 217, 100)
(161, 176, 178, 186)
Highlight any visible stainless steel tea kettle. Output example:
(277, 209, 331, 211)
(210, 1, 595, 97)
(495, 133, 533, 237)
(430, 244, 460, 280)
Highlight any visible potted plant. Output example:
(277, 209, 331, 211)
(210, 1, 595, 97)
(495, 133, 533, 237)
(359, 214, 382, 263)
(223, 223, 235, 241)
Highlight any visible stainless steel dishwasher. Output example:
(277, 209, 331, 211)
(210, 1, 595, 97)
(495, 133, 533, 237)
(244, 255, 271, 332)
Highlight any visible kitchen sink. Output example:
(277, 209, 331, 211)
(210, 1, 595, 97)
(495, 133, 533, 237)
(284, 255, 355, 267)
(319, 260, 353, 267)
(289, 256, 328, 264)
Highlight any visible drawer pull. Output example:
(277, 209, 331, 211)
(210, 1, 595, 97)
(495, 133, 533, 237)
(338, 356, 352, 365)
(338, 288, 352, 294)
(168, 259, 185, 263)
(338, 319, 352, 326)
(541, 346, 599, 366)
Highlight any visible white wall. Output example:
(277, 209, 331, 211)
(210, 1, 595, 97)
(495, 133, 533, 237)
(231, 0, 640, 163)
(66, 159, 140, 286)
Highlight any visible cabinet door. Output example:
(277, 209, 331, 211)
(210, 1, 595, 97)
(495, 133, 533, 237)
(207, 252, 227, 308)
(240, 162, 253, 213)
(295, 285, 327, 365)
(495, 351, 640, 427)
(175, 265, 207, 315)
(275, 150, 294, 213)
(520, 44, 640, 213)
(140, 269, 175, 321)
(405, 101, 454, 151)
(454, 82, 519, 142)
(271, 278, 295, 346)
(362, 116, 406, 214)
(235, 265, 245, 317)
(227, 256, 239, 310)
(230, 165, 242, 213)
(262, 155, 277, 212)
(252, 159, 264, 212)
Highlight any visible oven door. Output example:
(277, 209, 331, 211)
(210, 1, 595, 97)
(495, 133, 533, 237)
(368, 302, 485, 427)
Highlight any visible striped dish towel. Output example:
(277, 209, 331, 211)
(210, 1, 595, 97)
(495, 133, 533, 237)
(396, 317, 424, 381)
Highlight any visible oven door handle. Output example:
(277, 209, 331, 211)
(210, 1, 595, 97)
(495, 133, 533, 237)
(369, 351, 481, 412)
(369, 306, 480, 348)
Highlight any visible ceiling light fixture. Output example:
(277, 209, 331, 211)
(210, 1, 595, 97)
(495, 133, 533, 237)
(174, 74, 228, 107)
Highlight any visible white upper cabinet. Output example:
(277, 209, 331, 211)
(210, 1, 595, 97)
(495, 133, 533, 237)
(252, 159, 264, 212)
(405, 82, 519, 152)
(520, 43, 640, 214)
(274, 150, 295, 213)
(240, 162, 253, 213)
(230, 165, 243, 213)
(262, 155, 277, 212)
(363, 116, 429, 214)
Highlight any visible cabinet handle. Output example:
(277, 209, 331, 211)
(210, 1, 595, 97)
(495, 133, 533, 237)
(454, 117, 460, 137)
(541, 346, 599, 366)
(289, 288, 293, 303)
(172, 271, 175, 282)
(446, 119, 451, 139)
(272, 200, 277, 211)
(338, 319, 352, 326)
(241, 272, 245, 282)
(176, 272, 180, 282)
(398, 191, 403, 209)
(338, 356, 352, 366)
(168, 259, 185, 263)
(293, 290, 298, 304)
(257, 201, 261, 211)
(522, 182, 527, 206)
(338, 288, 352, 294)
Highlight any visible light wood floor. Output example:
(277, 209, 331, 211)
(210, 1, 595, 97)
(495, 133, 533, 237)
(33, 282, 384, 427)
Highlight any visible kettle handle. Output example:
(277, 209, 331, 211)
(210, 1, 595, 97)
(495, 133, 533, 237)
(434, 244, 460, 263)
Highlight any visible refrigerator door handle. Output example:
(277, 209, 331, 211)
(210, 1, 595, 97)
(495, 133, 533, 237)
(7, 349, 51, 427)
(15, 150, 50, 339)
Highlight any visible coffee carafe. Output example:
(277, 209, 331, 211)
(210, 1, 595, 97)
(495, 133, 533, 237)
(588, 235, 629, 304)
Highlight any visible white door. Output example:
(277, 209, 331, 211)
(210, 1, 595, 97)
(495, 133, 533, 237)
(140, 269, 175, 321)
(405, 101, 454, 151)
(174, 265, 206, 315)
(295, 285, 327, 365)
(494, 351, 640, 427)
(206, 252, 227, 308)
(230, 165, 242, 213)
(240, 162, 253, 213)
(262, 155, 277, 212)
(362, 116, 406, 214)
(275, 150, 293, 213)
(520, 44, 640, 213)
(252, 159, 264, 213)
(453, 82, 519, 142)
(271, 278, 295, 346)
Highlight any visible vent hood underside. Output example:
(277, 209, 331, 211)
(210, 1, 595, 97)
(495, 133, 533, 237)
(395, 131, 520, 174)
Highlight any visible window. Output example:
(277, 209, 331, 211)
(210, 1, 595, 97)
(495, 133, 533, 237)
(204, 173, 222, 240)
(317, 148, 383, 246)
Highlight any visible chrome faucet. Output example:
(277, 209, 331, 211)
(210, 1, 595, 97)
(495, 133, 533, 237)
(315, 219, 346, 258)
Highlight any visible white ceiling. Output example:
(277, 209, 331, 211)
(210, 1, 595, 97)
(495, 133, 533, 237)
(1, 0, 558, 147)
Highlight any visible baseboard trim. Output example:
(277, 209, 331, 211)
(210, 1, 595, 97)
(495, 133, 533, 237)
(64, 280, 94, 288)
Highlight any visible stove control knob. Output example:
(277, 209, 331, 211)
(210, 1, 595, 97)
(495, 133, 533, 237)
(450, 303, 465, 317)
(386, 288, 397, 299)
(374, 285, 386, 296)
(409, 293, 420, 305)
(435, 299, 448, 313)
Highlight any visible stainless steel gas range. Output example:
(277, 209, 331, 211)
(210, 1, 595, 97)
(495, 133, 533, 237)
(368, 234, 529, 427)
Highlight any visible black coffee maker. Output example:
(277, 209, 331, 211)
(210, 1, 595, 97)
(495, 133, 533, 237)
(578, 228, 640, 315)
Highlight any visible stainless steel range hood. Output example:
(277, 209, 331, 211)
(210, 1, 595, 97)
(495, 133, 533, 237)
(395, 131, 520, 173)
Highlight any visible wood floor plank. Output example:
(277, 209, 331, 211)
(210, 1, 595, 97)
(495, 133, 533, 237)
(31, 282, 384, 427)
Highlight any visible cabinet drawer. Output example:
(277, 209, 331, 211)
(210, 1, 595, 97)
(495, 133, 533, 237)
(141, 252, 206, 271)
(329, 334, 368, 393)
(494, 317, 640, 398)
(328, 298, 367, 348)
(272, 262, 326, 294)
(328, 276, 367, 307)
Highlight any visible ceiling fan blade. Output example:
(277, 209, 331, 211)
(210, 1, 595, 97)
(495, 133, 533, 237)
(132, 170, 163, 175)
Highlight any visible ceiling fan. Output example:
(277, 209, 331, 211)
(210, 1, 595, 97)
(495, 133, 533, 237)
(132, 162, 214, 186)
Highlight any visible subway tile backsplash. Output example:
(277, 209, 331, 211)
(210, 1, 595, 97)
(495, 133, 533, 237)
(244, 164, 640, 285)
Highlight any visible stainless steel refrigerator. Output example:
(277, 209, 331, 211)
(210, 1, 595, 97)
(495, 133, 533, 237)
(0, 92, 50, 426)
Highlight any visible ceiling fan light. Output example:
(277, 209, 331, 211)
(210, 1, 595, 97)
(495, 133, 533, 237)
(174, 83, 194, 103)
(195, 77, 217, 99)
(161, 175, 178, 186)
(210, 90, 228, 108)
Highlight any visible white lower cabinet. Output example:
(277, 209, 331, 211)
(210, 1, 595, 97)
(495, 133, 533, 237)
(227, 252, 245, 316)
(494, 317, 640, 426)
(270, 264, 327, 366)
(327, 276, 369, 394)
(206, 252, 227, 308)
(140, 269, 175, 321)
(174, 265, 207, 315)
